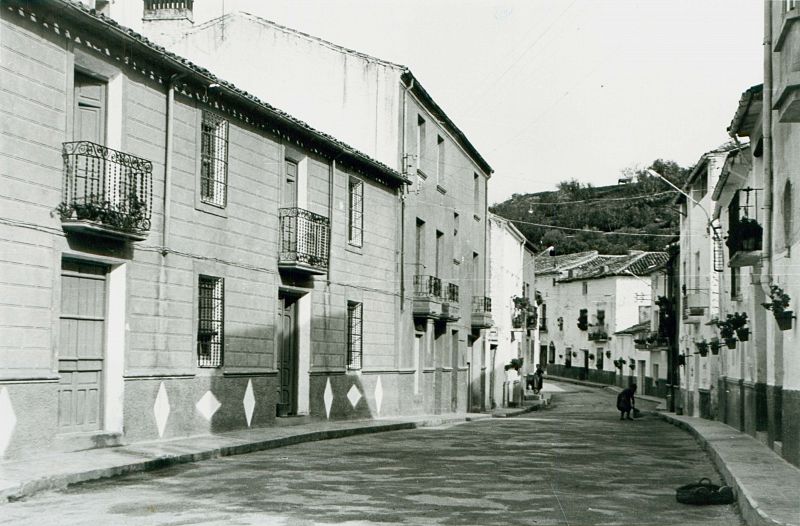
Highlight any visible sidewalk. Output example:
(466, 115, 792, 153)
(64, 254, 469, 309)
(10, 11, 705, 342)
(0, 412, 489, 505)
(547, 376, 800, 526)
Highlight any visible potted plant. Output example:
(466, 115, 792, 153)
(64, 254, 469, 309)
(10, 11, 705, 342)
(709, 337, 721, 355)
(571, 351, 577, 357)
(715, 316, 737, 349)
(762, 284, 794, 331)
(695, 339, 709, 357)
(557, 317, 564, 331)
(677, 354, 686, 366)
(628, 362, 635, 371)
(504, 357, 524, 372)
(605, 350, 612, 358)
(588, 353, 595, 360)
(727, 216, 763, 253)
(577, 310, 588, 331)
(735, 314, 750, 342)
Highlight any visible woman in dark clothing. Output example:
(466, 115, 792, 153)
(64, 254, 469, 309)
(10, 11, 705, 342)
(617, 384, 637, 420)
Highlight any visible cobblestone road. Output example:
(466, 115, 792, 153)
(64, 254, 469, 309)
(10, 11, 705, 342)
(1, 382, 743, 525)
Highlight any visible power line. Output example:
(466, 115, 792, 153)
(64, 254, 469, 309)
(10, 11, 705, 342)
(521, 190, 677, 206)
(495, 215, 677, 238)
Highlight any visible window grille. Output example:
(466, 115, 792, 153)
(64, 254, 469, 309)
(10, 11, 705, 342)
(347, 301, 363, 370)
(348, 178, 364, 247)
(198, 275, 224, 367)
(200, 111, 228, 207)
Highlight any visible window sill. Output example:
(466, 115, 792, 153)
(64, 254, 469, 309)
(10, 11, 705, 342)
(345, 243, 363, 256)
(195, 199, 228, 218)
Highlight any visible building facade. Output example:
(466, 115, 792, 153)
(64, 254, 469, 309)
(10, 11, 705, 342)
(0, 0, 411, 460)
(101, 2, 496, 415)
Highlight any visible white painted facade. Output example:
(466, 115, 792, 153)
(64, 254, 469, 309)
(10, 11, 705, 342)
(487, 214, 526, 406)
(678, 150, 727, 417)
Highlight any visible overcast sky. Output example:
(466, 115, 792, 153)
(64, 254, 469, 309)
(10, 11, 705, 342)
(189, 0, 763, 205)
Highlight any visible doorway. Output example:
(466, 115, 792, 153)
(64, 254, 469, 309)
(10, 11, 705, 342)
(451, 329, 459, 412)
(277, 293, 299, 416)
(58, 259, 108, 433)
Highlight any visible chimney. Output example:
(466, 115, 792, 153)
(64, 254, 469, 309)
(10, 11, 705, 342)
(142, 0, 194, 45)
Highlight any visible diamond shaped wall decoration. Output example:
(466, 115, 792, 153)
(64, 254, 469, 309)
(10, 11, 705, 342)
(347, 384, 362, 409)
(323, 378, 333, 419)
(153, 382, 170, 438)
(374, 376, 383, 416)
(243, 379, 255, 427)
(0, 387, 17, 458)
(196, 391, 221, 421)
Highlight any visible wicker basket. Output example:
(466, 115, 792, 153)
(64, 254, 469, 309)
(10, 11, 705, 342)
(676, 478, 735, 505)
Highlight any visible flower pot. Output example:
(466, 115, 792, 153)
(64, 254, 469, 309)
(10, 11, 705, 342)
(775, 311, 794, 331)
(710, 347, 720, 355)
(736, 328, 750, 342)
(725, 338, 737, 349)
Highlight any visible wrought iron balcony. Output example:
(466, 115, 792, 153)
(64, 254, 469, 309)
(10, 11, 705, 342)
(278, 207, 330, 274)
(726, 218, 763, 267)
(413, 275, 442, 318)
(471, 296, 493, 329)
(58, 141, 153, 241)
(441, 282, 461, 321)
(588, 325, 609, 342)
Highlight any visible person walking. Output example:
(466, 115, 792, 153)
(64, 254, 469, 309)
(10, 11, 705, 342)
(532, 364, 544, 394)
(617, 383, 637, 420)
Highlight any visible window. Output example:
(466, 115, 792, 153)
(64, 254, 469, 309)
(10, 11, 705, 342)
(694, 251, 701, 289)
(417, 115, 426, 171)
(347, 301, 363, 370)
(200, 111, 229, 207)
(596, 348, 604, 369)
(639, 305, 652, 323)
(435, 230, 444, 278)
(692, 172, 707, 204)
(283, 160, 298, 207)
(348, 177, 364, 247)
(436, 135, 445, 185)
(582, 281, 588, 295)
(731, 266, 740, 299)
(596, 309, 605, 327)
(548, 342, 555, 363)
(415, 218, 426, 271)
(198, 275, 224, 367)
(472, 252, 480, 294)
(473, 173, 481, 214)
(788, 0, 798, 11)
(783, 181, 793, 249)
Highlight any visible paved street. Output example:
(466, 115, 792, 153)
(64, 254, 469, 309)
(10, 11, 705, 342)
(1, 383, 742, 526)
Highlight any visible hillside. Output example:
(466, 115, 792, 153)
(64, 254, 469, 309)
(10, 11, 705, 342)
(489, 160, 691, 255)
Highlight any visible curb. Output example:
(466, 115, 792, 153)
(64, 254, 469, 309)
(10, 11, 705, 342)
(657, 411, 800, 526)
(1, 417, 478, 504)
(492, 394, 551, 418)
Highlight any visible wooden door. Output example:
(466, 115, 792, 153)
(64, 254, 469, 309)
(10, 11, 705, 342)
(74, 72, 106, 143)
(277, 295, 298, 416)
(58, 260, 107, 433)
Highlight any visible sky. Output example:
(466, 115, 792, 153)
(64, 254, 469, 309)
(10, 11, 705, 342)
(186, 0, 763, 205)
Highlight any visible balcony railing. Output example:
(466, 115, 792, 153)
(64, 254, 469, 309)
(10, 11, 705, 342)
(414, 275, 442, 298)
(58, 141, 153, 241)
(442, 283, 461, 321)
(413, 275, 443, 319)
(279, 207, 330, 274)
(471, 296, 493, 329)
(588, 325, 609, 342)
(727, 218, 763, 267)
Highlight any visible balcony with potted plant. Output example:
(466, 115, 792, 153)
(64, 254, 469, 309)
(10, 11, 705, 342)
(726, 216, 763, 268)
(762, 284, 794, 331)
(57, 141, 153, 241)
(588, 325, 609, 342)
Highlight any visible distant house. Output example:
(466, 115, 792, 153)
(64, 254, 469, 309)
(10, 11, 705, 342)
(534, 251, 668, 392)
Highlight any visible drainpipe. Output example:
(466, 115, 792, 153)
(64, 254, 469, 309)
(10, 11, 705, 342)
(762, 1, 773, 287)
(400, 76, 415, 309)
(161, 74, 182, 253)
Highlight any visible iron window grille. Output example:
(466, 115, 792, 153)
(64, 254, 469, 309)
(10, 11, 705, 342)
(198, 275, 224, 367)
(347, 301, 363, 370)
(200, 111, 229, 208)
(348, 177, 364, 247)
